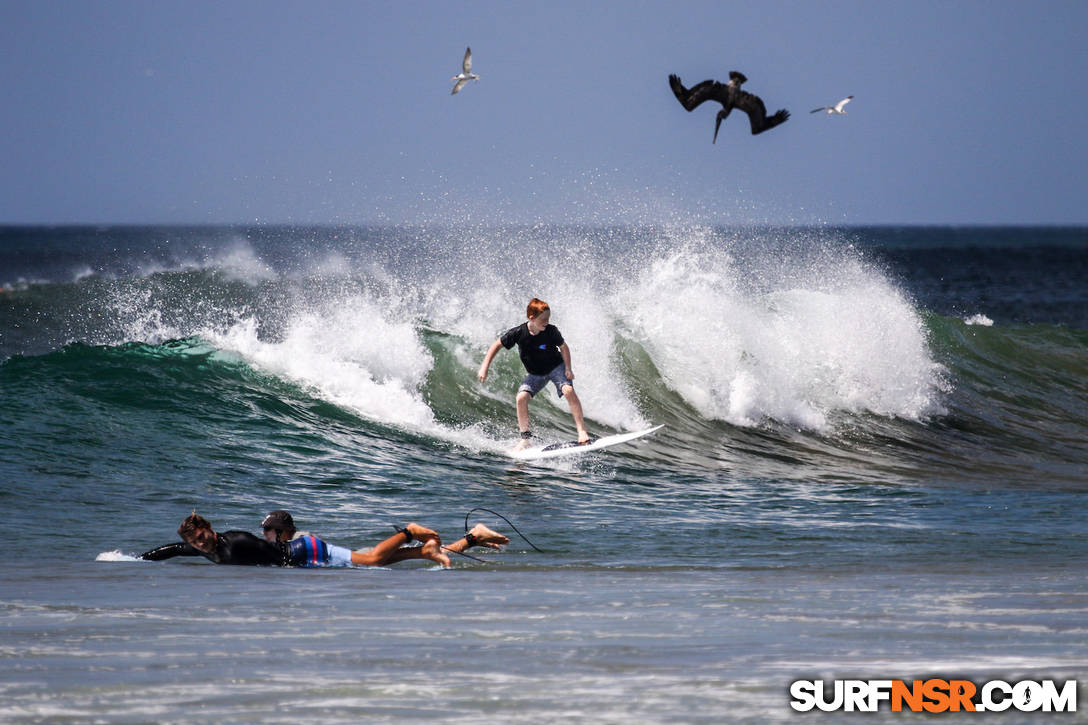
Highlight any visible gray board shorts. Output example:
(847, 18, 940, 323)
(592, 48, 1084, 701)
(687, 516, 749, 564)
(518, 364, 572, 398)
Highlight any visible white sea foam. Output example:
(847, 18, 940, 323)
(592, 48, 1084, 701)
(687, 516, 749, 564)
(964, 313, 994, 326)
(208, 297, 438, 431)
(106, 227, 946, 441)
(616, 233, 946, 430)
(129, 237, 276, 282)
(210, 239, 278, 282)
(2, 276, 49, 291)
(300, 250, 352, 279)
(95, 550, 142, 562)
(108, 286, 185, 343)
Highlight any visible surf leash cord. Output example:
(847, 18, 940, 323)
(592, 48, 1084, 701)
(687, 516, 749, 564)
(463, 507, 544, 553)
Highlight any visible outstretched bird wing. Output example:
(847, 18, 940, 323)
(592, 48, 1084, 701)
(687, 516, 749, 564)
(669, 75, 729, 112)
(734, 90, 790, 134)
(451, 79, 468, 95)
(811, 96, 853, 113)
(462, 47, 473, 74)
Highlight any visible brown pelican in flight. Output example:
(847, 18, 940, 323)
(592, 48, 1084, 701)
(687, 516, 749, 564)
(668, 71, 790, 143)
(450, 47, 479, 95)
(811, 96, 854, 115)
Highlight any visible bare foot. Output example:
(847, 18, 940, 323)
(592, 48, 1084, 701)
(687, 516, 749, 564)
(468, 523, 510, 549)
(421, 539, 451, 568)
(512, 438, 532, 452)
(405, 522, 440, 543)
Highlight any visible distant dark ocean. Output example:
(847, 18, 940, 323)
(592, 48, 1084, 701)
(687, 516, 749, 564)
(2, 225, 1085, 722)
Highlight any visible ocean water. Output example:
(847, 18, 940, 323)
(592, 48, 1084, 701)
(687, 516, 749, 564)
(1, 224, 1086, 722)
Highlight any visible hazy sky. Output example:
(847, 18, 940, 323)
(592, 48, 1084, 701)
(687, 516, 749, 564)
(3, 0, 1086, 226)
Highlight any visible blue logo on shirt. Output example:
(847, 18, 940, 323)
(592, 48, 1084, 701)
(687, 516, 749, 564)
(539, 344, 546, 349)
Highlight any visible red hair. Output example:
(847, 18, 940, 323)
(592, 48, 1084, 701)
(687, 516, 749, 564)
(526, 298, 550, 319)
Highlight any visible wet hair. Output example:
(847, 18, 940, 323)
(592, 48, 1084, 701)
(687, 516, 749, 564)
(526, 298, 550, 319)
(178, 511, 212, 540)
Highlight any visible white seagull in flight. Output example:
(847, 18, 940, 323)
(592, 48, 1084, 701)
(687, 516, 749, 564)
(810, 96, 853, 115)
(450, 47, 479, 95)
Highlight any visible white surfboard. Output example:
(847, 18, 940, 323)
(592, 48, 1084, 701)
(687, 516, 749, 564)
(510, 424, 663, 461)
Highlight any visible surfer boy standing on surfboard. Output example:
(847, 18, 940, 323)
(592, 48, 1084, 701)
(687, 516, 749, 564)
(477, 298, 591, 450)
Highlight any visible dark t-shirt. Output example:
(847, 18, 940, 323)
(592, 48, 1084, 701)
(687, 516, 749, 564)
(500, 322, 565, 375)
(140, 530, 288, 566)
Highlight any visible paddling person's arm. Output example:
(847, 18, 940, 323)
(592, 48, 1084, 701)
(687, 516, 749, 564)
(559, 342, 575, 381)
(477, 339, 503, 383)
(140, 542, 201, 561)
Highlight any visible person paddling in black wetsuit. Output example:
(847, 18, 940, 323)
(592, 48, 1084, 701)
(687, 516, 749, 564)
(140, 514, 284, 565)
(477, 297, 592, 450)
